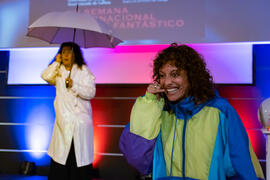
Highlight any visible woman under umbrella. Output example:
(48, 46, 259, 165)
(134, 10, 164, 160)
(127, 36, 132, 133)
(42, 42, 96, 180)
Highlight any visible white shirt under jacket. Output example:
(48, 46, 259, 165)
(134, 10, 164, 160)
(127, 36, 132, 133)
(41, 61, 96, 167)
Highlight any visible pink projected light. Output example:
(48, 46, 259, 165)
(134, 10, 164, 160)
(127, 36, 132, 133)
(83, 43, 252, 84)
(7, 43, 253, 84)
(83, 45, 167, 84)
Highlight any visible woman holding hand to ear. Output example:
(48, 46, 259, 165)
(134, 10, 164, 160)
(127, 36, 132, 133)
(42, 42, 96, 180)
(119, 43, 264, 180)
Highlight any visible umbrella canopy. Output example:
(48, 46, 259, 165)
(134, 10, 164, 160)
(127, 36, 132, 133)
(27, 11, 122, 48)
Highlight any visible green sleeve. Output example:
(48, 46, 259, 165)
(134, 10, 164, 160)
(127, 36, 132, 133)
(130, 92, 164, 140)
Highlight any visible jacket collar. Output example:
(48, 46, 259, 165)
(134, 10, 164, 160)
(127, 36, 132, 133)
(169, 97, 205, 120)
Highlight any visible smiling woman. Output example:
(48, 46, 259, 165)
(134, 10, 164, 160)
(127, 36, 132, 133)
(151, 43, 216, 105)
(153, 64, 189, 102)
(119, 43, 264, 180)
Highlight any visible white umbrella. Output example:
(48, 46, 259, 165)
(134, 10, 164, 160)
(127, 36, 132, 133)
(26, 10, 122, 48)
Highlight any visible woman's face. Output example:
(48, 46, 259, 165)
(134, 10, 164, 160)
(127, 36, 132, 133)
(159, 62, 190, 102)
(61, 46, 74, 67)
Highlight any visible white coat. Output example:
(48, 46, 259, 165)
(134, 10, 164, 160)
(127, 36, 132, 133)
(41, 62, 96, 167)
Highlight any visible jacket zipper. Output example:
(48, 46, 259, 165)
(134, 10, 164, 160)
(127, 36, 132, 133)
(182, 117, 188, 179)
(170, 110, 189, 179)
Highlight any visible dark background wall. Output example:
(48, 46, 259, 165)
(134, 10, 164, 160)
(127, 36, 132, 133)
(0, 44, 270, 179)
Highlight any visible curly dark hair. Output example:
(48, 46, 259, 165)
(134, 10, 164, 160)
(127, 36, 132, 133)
(153, 43, 216, 104)
(50, 42, 86, 68)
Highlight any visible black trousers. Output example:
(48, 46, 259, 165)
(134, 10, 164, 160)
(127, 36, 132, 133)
(48, 141, 92, 180)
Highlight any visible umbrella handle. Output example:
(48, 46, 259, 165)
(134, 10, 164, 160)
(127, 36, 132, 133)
(66, 64, 73, 88)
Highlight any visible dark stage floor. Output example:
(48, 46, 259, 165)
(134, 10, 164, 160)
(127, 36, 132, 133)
(0, 175, 107, 180)
(0, 175, 47, 180)
(0, 175, 127, 180)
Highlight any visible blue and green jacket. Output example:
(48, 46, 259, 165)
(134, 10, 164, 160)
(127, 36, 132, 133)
(122, 92, 264, 180)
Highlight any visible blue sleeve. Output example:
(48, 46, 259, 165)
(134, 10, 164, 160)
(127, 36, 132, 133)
(225, 103, 259, 179)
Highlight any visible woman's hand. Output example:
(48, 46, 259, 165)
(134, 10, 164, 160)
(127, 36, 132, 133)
(55, 54, 62, 63)
(147, 82, 165, 100)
